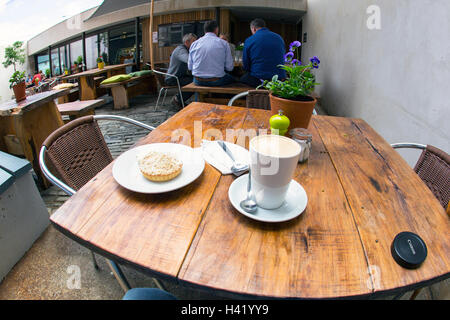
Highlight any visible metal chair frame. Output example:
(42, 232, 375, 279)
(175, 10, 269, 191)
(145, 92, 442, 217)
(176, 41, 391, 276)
(391, 143, 426, 150)
(39, 115, 166, 293)
(227, 91, 318, 114)
(147, 64, 184, 111)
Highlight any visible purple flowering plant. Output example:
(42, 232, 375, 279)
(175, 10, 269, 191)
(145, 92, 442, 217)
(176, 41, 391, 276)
(259, 41, 320, 99)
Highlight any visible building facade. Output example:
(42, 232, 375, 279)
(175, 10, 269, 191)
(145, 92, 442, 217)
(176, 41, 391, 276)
(27, 0, 307, 76)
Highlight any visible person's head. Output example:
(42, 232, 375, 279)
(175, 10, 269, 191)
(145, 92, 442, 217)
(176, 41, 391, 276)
(204, 20, 219, 35)
(183, 33, 197, 49)
(219, 33, 230, 42)
(250, 18, 266, 34)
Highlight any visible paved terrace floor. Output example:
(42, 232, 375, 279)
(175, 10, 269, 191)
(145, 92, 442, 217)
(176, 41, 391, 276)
(0, 94, 448, 300)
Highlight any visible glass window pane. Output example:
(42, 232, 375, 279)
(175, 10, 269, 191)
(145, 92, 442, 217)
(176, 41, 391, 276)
(85, 35, 98, 69)
(109, 24, 135, 65)
(99, 32, 109, 64)
(60, 46, 67, 74)
(70, 39, 83, 72)
(51, 48, 60, 76)
(37, 54, 49, 75)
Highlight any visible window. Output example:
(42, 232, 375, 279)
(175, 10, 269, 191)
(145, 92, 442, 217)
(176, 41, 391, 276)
(51, 47, 60, 76)
(99, 32, 109, 64)
(36, 53, 49, 75)
(158, 21, 207, 47)
(70, 39, 83, 67)
(59, 45, 67, 74)
(109, 23, 136, 65)
(85, 35, 98, 69)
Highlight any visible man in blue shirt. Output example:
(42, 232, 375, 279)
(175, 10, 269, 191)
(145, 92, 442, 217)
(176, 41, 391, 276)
(188, 20, 235, 87)
(240, 19, 286, 87)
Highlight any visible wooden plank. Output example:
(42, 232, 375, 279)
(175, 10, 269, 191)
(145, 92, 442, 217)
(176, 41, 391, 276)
(179, 111, 371, 298)
(0, 89, 69, 116)
(57, 99, 104, 116)
(50, 103, 249, 279)
(182, 82, 252, 95)
(314, 116, 450, 294)
(63, 63, 134, 80)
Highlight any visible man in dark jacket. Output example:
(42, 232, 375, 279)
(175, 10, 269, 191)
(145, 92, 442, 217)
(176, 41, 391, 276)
(166, 33, 197, 109)
(240, 19, 286, 87)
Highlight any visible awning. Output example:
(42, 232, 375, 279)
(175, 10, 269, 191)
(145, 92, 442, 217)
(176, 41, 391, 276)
(86, 0, 152, 21)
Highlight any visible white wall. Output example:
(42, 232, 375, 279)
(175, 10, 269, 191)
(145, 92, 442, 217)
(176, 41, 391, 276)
(302, 0, 450, 166)
(0, 44, 32, 103)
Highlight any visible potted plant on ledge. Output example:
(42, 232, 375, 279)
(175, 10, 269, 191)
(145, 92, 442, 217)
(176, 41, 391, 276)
(97, 57, 104, 69)
(9, 70, 26, 102)
(2, 41, 27, 102)
(260, 41, 320, 129)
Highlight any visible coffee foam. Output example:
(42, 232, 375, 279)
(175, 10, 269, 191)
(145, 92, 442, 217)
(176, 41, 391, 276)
(251, 135, 301, 158)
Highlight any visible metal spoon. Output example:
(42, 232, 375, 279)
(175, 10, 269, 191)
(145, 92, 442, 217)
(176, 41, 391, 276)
(240, 169, 257, 213)
(217, 140, 248, 176)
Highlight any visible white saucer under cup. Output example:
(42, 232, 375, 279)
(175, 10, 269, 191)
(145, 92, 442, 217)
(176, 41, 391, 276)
(228, 174, 308, 223)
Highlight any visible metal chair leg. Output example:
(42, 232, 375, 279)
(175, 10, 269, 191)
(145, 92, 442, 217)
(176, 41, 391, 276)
(90, 250, 99, 270)
(162, 88, 168, 106)
(106, 259, 131, 293)
(410, 288, 422, 300)
(176, 79, 185, 108)
(153, 278, 166, 291)
(155, 87, 164, 111)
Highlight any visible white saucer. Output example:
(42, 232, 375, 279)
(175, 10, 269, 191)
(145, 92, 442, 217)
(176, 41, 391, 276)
(228, 174, 308, 223)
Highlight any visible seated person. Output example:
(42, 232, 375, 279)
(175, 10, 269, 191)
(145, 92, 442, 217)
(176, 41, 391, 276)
(165, 33, 198, 109)
(240, 19, 286, 88)
(32, 70, 44, 86)
(219, 33, 236, 62)
(188, 20, 235, 87)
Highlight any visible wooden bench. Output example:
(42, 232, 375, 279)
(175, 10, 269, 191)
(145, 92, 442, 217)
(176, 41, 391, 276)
(57, 99, 104, 122)
(99, 75, 157, 110)
(181, 82, 253, 106)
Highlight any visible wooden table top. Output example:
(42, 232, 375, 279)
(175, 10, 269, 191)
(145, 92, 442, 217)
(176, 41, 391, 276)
(0, 89, 69, 116)
(63, 63, 135, 80)
(182, 82, 253, 94)
(50, 103, 449, 299)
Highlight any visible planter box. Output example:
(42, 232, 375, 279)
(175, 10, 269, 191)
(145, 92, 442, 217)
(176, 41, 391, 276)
(0, 151, 49, 282)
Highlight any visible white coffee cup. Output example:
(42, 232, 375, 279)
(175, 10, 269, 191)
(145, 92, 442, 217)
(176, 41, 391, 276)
(249, 134, 301, 209)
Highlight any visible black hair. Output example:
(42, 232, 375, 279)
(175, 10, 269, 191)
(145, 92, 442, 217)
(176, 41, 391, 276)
(204, 20, 219, 33)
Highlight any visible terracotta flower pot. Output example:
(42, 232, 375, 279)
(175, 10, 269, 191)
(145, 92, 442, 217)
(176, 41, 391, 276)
(12, 81, 26, 102)
(269, 93, 317, 129)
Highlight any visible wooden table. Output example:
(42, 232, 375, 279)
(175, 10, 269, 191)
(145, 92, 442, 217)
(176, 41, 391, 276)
(0, 90, 68, 187)
(63, 63, 134, 101)
(50, 103, 449, 299)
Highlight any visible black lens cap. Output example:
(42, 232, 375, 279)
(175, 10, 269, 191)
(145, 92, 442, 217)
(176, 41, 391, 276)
(391, 232, 427, 269)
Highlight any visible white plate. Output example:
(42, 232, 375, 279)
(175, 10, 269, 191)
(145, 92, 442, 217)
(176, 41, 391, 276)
(113, 143, 205, 194)
(228, 174, 308, 223)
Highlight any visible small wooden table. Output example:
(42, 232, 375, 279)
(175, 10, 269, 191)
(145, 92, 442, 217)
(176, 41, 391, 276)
(50, 103, 449, 299)
(63, 63, 135, 101)
(0, 90, 68, 187)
